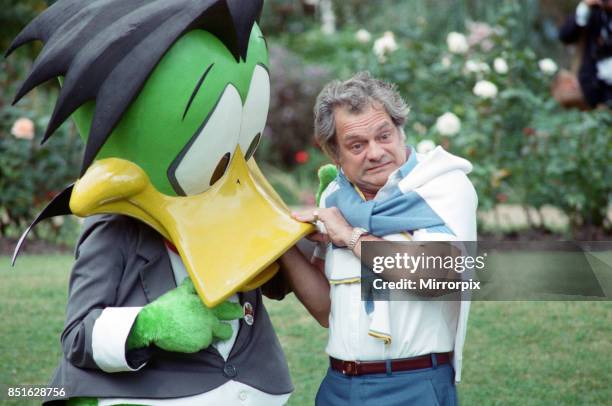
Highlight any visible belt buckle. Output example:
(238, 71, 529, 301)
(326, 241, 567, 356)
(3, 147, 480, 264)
(343, 361, 357, 376)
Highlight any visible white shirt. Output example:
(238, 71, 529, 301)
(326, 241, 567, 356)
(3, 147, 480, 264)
(321, 244, 460, 363)
(91, 247, 291, 405)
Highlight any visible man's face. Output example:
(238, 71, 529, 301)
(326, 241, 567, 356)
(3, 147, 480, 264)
(334, 102, 407, 196)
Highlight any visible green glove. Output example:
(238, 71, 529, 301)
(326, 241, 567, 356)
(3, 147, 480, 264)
(127, 279, 243, 353)
(316, 164, 338, 206)
(67, 398, 97, 406)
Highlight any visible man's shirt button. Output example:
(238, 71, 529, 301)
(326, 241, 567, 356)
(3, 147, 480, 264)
(238, 390, 248, 401)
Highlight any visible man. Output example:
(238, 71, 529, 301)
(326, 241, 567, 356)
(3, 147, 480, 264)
(280, 72, 477, 405)
(559, 0, 612, 107)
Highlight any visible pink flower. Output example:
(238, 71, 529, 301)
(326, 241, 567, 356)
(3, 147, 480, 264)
(466, 21, 495, 51)
(11, 118, 35, 140)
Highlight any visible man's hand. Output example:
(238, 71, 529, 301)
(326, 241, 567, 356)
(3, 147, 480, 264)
(127, 279, 243, 353)
(292, 207, 353, 247)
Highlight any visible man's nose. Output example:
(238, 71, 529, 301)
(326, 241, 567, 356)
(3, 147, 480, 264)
(366, 141, 385, 161)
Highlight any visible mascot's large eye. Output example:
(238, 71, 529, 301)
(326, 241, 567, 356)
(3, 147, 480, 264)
(238, 64, 270, 161)
(170, 85, 242, 195)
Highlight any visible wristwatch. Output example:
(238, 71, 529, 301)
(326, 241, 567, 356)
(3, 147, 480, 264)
(347, 227, 368, 251)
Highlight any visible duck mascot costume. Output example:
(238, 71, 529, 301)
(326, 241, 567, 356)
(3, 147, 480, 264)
(8, 1, 313, 404)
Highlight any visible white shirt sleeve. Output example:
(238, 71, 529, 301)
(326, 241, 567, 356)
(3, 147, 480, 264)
(575, 1, 590, 26)
(596, 57, 612, 84)
(92, 307, 147, 373)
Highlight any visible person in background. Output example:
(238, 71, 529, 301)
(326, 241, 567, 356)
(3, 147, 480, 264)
(559, 0, 612, 107)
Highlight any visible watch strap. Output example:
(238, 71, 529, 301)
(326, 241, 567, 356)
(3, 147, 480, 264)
(348, 227, 368, 251)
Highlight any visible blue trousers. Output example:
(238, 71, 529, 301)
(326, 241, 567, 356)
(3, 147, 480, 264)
(315, 360, 457, 406)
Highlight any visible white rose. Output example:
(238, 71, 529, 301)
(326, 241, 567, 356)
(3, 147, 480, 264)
(435, 112, 461, 136)
(538, 58, 558, 75)
(473, 80, 498, 99)
(373, 31, 399, 61)
(494, 57, 508, 74)
(464, 60, 490, 75)
(11, 117, 35, 140)
(464, 60, 480, 73)
(417, 139, 436, 154)
(355, 29, 372, 43)
(51, 216, 65, 227)
(446, 32, 469, 54)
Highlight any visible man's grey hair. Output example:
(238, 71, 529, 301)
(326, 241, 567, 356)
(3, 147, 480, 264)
(314, 71, 409, 159)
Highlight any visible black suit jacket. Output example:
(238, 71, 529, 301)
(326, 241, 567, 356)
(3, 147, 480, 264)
(46, 214, 293, 404)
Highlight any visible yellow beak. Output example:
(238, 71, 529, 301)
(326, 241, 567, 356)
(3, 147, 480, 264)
(69, 147, 313, 306)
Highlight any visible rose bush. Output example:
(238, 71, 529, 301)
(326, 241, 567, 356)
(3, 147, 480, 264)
(0, 57, 83, 237)
(273, 4, 611, 236)
(1, 1, 609, 238)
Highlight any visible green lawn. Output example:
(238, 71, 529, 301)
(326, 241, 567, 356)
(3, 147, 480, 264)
(1, 255, 611, 405)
